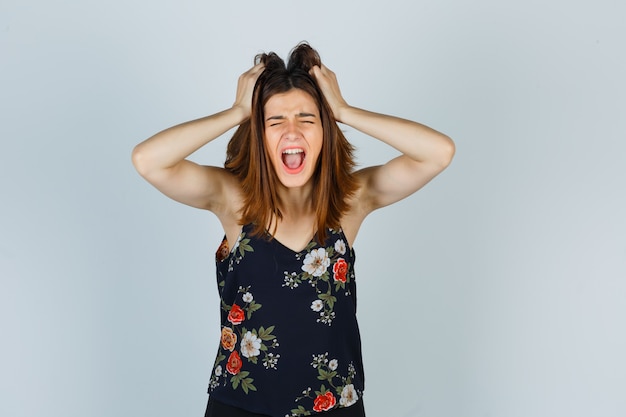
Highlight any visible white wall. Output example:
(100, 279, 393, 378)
(1, 1, 624, 416)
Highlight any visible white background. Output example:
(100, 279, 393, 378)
(1, 1, 625, 416)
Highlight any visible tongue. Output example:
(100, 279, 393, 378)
(283, 153, 304, 169)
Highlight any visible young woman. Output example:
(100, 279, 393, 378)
(132, 43, 454, 417)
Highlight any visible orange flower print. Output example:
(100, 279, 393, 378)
(215, 238, 230, 262)
(220, 327, 237, 352)
(313, 391, 336, 412)
(228, 304, 245, 325)
(226, 351, 242, 375)
(332, 258, 348, 283)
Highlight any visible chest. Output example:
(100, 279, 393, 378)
(270, 226, 316, 253)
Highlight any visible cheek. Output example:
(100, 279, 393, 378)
(263, 134, 278, 155)
(263, 139, 282, 170)
(313, 132, 324, 154)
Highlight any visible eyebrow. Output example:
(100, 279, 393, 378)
(265, 112, 317, 122)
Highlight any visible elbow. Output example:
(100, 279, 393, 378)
(131, 144, 151, 178)
(436, 134, 456, 169)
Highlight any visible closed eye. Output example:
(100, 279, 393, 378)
(266, 115, 285, 126)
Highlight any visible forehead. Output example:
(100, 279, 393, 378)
(264, 89, 319, 115)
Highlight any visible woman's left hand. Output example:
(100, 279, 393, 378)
(309, 64, 349, 122)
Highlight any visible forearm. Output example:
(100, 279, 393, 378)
(337, 106, 455, 166)
(132, 105, 247, 175)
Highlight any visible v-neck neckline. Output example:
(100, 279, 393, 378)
(265, 230, 318, 254)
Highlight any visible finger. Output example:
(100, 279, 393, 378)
(319, 63, 334, 75)
(251, 62, 265, 72)
(243, 63, 265, 78)
(310, 64, 336, 83)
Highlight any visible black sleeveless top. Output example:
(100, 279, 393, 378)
(208, 224, 364, 417)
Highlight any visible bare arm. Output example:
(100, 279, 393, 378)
(310, 65, 455, 215)
(131, 63, 264, 214)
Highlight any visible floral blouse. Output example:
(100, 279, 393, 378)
(208, 224, 364, 417)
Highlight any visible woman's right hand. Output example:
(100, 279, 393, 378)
(232, 62, 265, 119)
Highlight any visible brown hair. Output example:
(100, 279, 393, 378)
(225, 42, 358, 243)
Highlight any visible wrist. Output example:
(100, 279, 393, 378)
(332, 104, 353, 124)
(228, 104, 250, 124)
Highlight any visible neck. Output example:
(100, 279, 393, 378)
(276, 183, 314, 218)
(268, 184, 318, 248)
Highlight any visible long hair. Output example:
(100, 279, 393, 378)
(225, 43, 358, 243)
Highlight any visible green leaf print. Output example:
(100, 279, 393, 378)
(231, 370, 250, 390)
(316, 384, 328, 396)
(318, 292, 337, 309)
(214, 353, 226, 367)
(241, 377, 256, 394)
(317, 368, 337, 382)
(290, 405, 308, 416)
(246, 301, 262, 318)
(238, 237, 253, 257)
(258, 325, 276, 341)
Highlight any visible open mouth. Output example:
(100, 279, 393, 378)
(281, 148, 306, 173)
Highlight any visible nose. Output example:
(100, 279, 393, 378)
(282, 119, 301, 139)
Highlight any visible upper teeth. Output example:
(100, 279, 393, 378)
(283, 149, 304, 154)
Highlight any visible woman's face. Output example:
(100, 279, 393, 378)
(263, 88, 323, 190)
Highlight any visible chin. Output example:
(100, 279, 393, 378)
(276, 169, 315, 189)
(278, 176, 312, 189)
